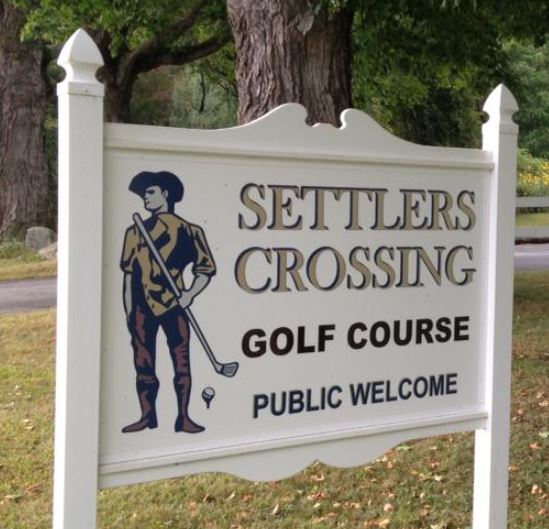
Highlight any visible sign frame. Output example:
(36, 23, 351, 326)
(53, 29, 518, 529)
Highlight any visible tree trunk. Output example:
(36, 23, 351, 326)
(227, 0, 353, 126)
(0, 1, 50, 238)
(103, 68, 134, 123)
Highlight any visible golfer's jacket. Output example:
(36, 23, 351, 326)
(121, 213, 216, 316)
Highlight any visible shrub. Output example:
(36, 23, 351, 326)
(516, 149, 549, 199)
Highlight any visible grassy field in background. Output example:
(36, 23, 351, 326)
(516, 212, 549, 227)
(0, 241, 56, 281)
(0, 273, 547, 529)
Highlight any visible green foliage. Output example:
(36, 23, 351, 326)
(130, 48, 237, 129)
(0, 240, 33, 259)
(352, 5, 505, 147)
(505, 40, 549, 158)
(16, 0, 226, 57)
(169, 67, 236, 129)
(516, 150, 549, 199)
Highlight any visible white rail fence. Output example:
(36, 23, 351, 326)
(515, 196, 549, 239)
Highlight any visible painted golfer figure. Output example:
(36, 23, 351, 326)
(120, 171, 216, 433)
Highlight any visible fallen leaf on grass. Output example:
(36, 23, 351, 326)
(529, 443, 541, 450)
(383, 503, 394, 512)
(538, 400, 548, 407)
(307, 491, 326, 501)
(531, 484, 544, 495)
(271, 503, 280, 516)
(25, 483, 42, 493)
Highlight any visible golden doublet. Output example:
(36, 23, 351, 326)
(121, 213, 216, 316)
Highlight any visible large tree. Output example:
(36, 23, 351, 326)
(0, 0, 230, 237)
(21, 0, 231, 122)
(227, 0, 353, 126)
(0, 0, 50, 237)
(227, 0, 549, 131)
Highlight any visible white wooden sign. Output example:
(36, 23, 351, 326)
(54, 30, 518, 529)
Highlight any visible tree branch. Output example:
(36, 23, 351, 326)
(137, 31, 232, 72)
(123, 0, 212, 80)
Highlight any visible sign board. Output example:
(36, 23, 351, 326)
(53, 30, 518, 529)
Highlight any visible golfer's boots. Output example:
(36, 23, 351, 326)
(174, 376, 205, 433)
(122, 378, 159, 433)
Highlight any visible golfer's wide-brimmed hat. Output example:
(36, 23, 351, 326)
(129, 171, 184, 203)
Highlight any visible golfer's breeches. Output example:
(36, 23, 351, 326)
(129, 302, 191, 385)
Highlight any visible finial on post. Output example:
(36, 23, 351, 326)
(57, 29, 104, 97)
(482, 84, 519, 135)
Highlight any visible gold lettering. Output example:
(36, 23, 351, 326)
(446, 246, 475, 285)
(235, 247, 272, 293)
(238, 184, 267, 230)
(307, 247, 346, 291)
(456, 191, 476, 230)
(268, 185, 303, 230)
(401, 189, 429, 230)
(273, 248, 307, 292)
(429, 190, 456, 230)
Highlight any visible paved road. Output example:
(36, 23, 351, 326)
(514, 243, 549, 271)
(0, 244, 548, 314)
(0, 277, 57, 315)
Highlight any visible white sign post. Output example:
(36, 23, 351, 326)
(53, 30, 518, 529)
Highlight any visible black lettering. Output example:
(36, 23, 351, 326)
(348, 322, 367, 349)
(271, 392, 287, 416)
(447, 373, 458, 394)
(270, 327, 294, 355)
(399, 378, 412, 400)
(413, 377, 428, 398)
(416, 318, 434, 344)
(328, 386, 343, 408)
(429, 374, 445, 396)
(253, 394, 269, 418)
(289, 390, 304, 414)
(318, 324, 336, 352)
(394, 319, 413, 346)
(434, 317, 452, 342)
(242, 329, 267, 358)
(372, 381, 384, 403)
(386, 381, 398, 402)
(370, 321, 391, 348)
(454, 316, 470, 341)
(349, 382, 371, 405)
(296, 326, 315, 353)
(306, 389, 320, 412)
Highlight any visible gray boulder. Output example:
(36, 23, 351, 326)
(25, 226, 57, 252)
(38, 241, 58, 261)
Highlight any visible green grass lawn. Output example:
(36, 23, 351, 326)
(0, 273, 547, 529)
(516, 211, 549, 227)
(0, 240, 56, 281)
